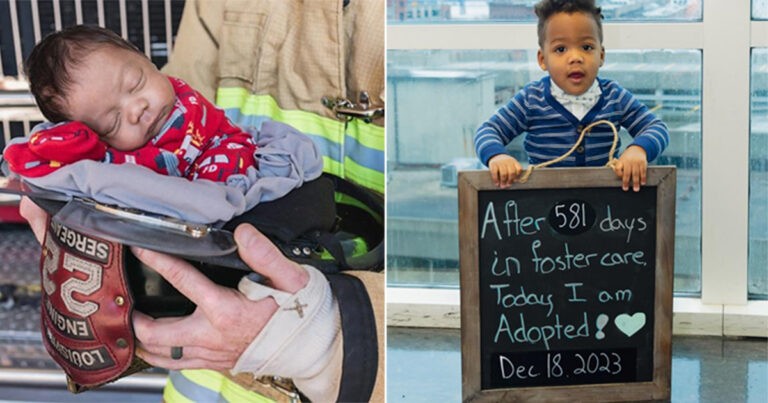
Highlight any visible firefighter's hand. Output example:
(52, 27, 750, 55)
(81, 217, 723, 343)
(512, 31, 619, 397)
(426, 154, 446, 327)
(131, 224, 309, 371)
(612, 145, 648, 192)
(488, 154, 522, 188)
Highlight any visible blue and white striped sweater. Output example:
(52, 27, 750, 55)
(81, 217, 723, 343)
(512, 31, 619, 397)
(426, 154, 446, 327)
(474, 76, 669, 167)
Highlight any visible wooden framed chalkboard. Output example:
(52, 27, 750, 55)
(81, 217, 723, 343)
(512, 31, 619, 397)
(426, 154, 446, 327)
(459, 167, 676, 402)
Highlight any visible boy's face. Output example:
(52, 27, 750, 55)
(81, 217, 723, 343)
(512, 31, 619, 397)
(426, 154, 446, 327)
(537, 11, 605, 96)
(65, 45, 175, 151)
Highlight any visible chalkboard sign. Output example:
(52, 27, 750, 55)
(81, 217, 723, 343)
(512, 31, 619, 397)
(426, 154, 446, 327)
(459, 167, 675, 402)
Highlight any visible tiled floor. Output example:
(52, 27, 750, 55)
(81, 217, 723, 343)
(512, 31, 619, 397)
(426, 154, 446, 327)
(387, 327, 768, 402)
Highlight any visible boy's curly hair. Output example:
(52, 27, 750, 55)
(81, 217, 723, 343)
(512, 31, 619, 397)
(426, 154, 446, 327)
(534, 0, 604, 48)
(24, 25, 144, 123)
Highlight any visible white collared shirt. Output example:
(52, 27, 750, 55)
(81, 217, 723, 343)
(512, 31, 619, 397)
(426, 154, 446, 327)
(550, 78, 602, 121)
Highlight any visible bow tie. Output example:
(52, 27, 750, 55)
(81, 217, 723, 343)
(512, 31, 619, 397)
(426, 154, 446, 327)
(550, 80, 602, 107)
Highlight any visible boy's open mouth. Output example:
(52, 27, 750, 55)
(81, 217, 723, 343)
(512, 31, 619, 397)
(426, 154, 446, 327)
(568, 72, 585, 80)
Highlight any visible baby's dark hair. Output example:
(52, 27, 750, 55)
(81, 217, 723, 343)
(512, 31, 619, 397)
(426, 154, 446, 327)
(535, 0, 604, 48)
(24, 25, 143, 122)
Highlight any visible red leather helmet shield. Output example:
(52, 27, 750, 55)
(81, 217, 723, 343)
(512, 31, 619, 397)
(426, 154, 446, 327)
(40, 216, 149, 392)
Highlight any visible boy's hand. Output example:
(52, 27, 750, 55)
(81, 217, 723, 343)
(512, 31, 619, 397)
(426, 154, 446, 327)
(488, 154, 522, 188)
(612, 145, 648, 192)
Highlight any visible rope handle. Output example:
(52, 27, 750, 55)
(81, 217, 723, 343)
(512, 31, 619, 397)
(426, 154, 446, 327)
(518, 119, 619, 183)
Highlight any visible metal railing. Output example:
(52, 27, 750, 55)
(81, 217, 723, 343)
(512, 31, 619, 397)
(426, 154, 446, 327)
(0, 0, 185, 149)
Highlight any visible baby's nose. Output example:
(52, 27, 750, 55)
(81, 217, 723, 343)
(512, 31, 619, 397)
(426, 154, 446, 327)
(128, 99, 150, 124)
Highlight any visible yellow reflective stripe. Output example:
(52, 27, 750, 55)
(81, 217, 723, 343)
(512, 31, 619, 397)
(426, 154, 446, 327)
(344, 157, 384, 194)
(352, 237, 368, 256)
(179, 369, 226, 392)
(216, 89, 344, 143)
(323, 155, 343, 178)
(336, 192, 382, 222)
(319, 236, 369, 260)
(221, 380, 275, 403)
(170, 370, 273, 403)
(326, 152, 384, 194)
(163, 379, 194, 403)
(215, 87, 249, 111)
(347, 118, 384, 152)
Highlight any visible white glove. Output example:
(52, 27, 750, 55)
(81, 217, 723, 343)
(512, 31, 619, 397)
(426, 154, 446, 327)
(231, 264, 342, 401)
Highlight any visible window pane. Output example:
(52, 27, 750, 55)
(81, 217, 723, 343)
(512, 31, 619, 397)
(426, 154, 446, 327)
(387, 49, 703, 295)
(387, 0, 702, 23)
(755, 0, 768, 19)
(749, 48, 768, 298)
(748, 361, 768, 403)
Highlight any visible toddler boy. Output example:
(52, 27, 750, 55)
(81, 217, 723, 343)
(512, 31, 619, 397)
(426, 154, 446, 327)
(474, 0, 669, 191)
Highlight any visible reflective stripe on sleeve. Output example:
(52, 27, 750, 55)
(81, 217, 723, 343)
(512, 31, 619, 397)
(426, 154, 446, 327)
(163, 370, 274, 403)
(216, 89, 384, 193)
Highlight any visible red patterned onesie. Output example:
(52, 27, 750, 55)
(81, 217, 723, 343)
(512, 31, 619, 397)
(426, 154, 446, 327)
(3, 77, 257, 183)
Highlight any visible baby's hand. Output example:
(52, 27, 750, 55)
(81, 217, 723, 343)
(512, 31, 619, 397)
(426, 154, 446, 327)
(488, 154, 522, 188)
(612, 146, 648, 192)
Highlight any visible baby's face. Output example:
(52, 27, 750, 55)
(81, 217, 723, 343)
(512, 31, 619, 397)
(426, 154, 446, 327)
(65, 45, 175, 151)
(537, 11, 604, 96)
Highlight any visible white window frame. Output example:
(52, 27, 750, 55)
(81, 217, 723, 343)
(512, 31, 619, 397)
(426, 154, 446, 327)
(386, 1, 768, 337)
